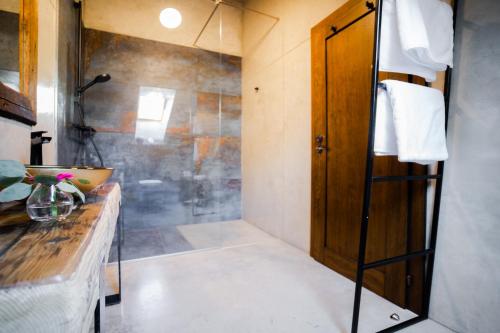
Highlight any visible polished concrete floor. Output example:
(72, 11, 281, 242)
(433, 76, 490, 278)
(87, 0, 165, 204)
(105, 221, 453, 333)
(110, 220, 260, 261)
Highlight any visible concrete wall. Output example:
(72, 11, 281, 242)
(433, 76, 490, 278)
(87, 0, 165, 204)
(33, 0, 59, 165)
(241, 0, 347, 251)
(56, 0, 78, 165)
(0, 0, 19, 13)
(429, 0, 500, 332)
(83, 0, 243, 56)
(0, 118, 30, 162)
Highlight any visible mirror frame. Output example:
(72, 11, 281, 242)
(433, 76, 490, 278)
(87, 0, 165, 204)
(0, 0, 38, 125)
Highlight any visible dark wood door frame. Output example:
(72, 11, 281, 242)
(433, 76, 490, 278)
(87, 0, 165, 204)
(310, 0, 375, 262)
(310, 0, 426, 313)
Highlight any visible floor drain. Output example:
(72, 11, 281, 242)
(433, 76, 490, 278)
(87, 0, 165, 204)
(390, 313, 400, 321)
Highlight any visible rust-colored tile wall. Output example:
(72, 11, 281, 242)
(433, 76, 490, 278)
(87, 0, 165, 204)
(81, 29, 241, 259)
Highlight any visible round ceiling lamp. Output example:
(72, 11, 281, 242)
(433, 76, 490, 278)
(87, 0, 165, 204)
(159, 8, 182, 29)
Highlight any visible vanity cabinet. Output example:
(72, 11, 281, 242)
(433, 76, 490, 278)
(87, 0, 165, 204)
(0, 183, 121, 333)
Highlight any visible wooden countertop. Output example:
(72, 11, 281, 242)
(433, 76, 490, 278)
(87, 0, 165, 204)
(0, 183, 119, 289)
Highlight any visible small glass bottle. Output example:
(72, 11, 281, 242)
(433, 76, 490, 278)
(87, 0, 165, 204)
(26, 184, 74, 222)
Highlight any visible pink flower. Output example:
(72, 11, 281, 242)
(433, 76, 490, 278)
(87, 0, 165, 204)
(56, 172, 74, 182)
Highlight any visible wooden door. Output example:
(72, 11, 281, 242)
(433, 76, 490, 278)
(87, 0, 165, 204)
(310, 0, 426, 312)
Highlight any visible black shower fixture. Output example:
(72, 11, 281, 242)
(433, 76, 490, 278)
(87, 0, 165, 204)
(73, 72, 111, 167)
(77, 73, 111, 94)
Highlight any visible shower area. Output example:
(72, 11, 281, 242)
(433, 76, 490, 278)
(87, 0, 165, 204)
(57, 0, 277, 260)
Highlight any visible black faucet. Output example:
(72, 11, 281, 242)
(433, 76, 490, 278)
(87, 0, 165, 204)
(30, 131, 52, 165)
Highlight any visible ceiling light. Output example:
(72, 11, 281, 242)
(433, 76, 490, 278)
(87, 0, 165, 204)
(159, 8, 182, 29)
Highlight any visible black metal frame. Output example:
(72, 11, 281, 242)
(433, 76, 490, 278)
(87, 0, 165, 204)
(73, 1, 105, 167)
(105, 205, 123, 306)
(350, 0, 458, 332)
(95, 204, 123, 333)
(94, 299, 101, 333)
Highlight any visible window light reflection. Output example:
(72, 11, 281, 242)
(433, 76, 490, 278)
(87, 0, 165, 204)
(135, 86, 176, 144)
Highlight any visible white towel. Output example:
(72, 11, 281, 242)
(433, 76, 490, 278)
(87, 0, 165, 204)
(374, 86, 398, 156)
(380, 0, 437, 82)
(396, 0, 454, 72)
(374, 80, 448, 165)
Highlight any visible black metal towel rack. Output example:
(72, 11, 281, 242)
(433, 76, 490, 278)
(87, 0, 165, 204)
(350, 0, 459, 332)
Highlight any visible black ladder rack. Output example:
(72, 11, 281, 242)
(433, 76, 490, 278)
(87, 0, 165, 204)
(350, 0, 458, 332)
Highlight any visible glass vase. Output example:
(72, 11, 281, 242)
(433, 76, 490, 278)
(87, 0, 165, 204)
(26, 183, 74, 222)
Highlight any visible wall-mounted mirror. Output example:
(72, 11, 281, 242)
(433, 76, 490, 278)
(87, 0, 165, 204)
(0, 0, 20, 91)
(0, 0, 37, 125)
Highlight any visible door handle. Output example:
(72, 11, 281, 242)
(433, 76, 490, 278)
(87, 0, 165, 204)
(315, 135, 329, 154)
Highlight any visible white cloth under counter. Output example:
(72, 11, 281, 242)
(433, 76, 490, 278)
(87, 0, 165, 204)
(380, 0, 454, 82)
(375, 80, 448, 165)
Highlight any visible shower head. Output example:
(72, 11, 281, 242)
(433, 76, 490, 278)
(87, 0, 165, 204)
(77, 73, 111, 94)
(94, 73, 111, 83)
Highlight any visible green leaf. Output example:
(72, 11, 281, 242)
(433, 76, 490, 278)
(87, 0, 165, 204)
(34, 175, 58, 185)
(57, 182, 85, 203)
(0, 160, 26, 178)
(0, 176, 23, 189)
(0, 183, 32, 203)
(0, 160, 26, 189)
(56, 182, 78, 193)
(77, 178, 91, 185)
